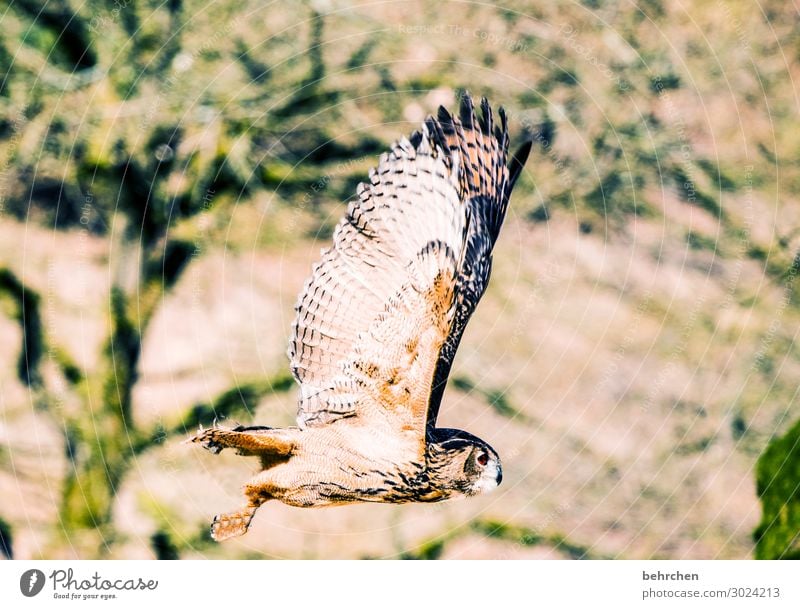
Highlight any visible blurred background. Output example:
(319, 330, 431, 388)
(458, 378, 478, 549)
(0, 0, 798, 560)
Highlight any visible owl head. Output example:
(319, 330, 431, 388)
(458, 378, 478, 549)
(426, 428, 502, 496)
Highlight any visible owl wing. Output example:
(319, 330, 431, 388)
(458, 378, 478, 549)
(423, 96, 531, 435)
(288, 94, 530, 438)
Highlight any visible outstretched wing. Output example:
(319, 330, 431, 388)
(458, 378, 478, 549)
(423, 95, 531, 435)
(288, 127, 467, 434)
(288, 94, 531, 438)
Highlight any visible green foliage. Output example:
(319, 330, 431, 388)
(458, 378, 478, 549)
(452, 376, 531, 422)
(0, 517, 12, 559)
(670, 166, 723, 218)
(400, 538, 446, 560)
(12, 0, 97, 70)
(143, 239, 196, 291)
(151, 530, 180, 560)
(585, 172, 623, 215)
(0, 0, 798, 560)
(754, 418, 800, 559)
(528, 204, 551, 223)
(697, 159, 736, 191)
(104, 288, 140, 426)
(731, 413, 748, 441)
(486, 389, 522, 420)
(234, 39, 271, 84)
(471, 519, 600, 559)
(686, 231, 718, 252)
(649, 73, 680, 93)
(0, 269, 42, 387)
(346, 38, 378, 70)
(173, 375, 294, 435)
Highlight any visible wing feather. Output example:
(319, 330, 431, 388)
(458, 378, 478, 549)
(289, 127, 466, 431)
(423, 94, 531, 434)
(288, 94, 530, 437)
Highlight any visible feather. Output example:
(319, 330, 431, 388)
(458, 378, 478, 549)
(288, 94, 530, 436)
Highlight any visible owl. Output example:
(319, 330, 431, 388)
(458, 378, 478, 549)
(190, 94, 531, 541)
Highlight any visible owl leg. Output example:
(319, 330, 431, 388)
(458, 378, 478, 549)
(189, 425, 295, 457)
(210, 503, 260, 542)
(210, 477, 278, 541)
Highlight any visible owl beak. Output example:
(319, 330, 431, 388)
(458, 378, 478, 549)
(495, 466, 503, 486)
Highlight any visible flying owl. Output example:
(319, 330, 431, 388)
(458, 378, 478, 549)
(189, 94, 531, 541)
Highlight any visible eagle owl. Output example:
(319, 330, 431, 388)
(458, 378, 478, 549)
(190, 94, 531, 541)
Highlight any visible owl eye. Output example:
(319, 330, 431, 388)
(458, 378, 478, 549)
(477, 452, 489, 466)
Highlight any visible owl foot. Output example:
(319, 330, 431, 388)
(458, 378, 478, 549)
(188, 426, 296, 457)
(210, 505, 258, 542)
(188, 428, 226, 454)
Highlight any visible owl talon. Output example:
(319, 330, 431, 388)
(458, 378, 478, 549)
(189, 429, 225, 454)
(188, 426, 295, 458)
(210, 505, 258, 541)
(204, 441, 223, 454)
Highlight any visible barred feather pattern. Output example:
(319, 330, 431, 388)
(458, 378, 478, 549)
(423, 95, 526, 431)
(192, 96, 527, 539)
(289, 130, 466, 433)
(289, 93, 529, 439)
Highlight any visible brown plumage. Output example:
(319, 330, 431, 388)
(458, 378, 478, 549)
(189, 94, 531, 541)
